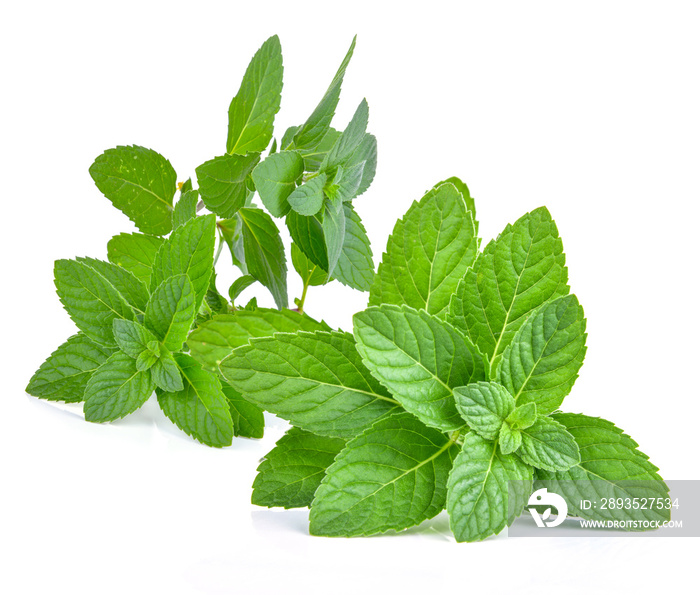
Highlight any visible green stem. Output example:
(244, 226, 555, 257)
(213, 231, 225, 266)
(297, 278, 310, 314)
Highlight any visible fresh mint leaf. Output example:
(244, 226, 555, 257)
(26, 334, 115, 402)
(353, 304, 487, 431)
(187, 309, 329, 372)
(332, 160, 364, 203)
(251, 150, 304, 217)
(453, 382, 515, 441)
(321, 99, 369, 171)
(219, 330, 401, 438)
(498, 294, 587, 415)
(157, 354, 234, 447)
(54, 259, 135, 347)
(310, 412, 458, 536)
(286, 210, 328, 272)
(195, 154, 259, 218)
(221, 383, 264, 439)
(506, 402, 537, 430)
(369, 181, 478, 317)
(150, 214, 216, 313)
(173, 189, 198, 228)
(135, 346, 159, 372)
(205, 272, 229, 315)
(332, 204, 374, 292)
(227, 35, 283, 156)
(150, 347, 184, 392)
(436, 176, 476, 230)
(83, 352, 155, 422)
(321, 199, 346, 276)
(89, 145, 177, 236)
(253, 427, 346, 508)
(112, 319, 158, 359)
(77, 257, 150, 314)
(518, 416, 580, 471)
(287, 174, 327, 217)
(228, 275, 257, 302)
(536, 413, 670, 525)
(291, 243, 327, 287)
(448, 207, 569, 371)
(107, 232, 164, 286)
(298, 128, 341, 172)
(343, 133, 376, 197)
(145, 274, 196, 352)
(447, 432, 533, 542)
(292, 36, 356, 151)
(498, 422, 522, 455)
(236, 207, 288, 309)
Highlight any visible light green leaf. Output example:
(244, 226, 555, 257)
(453, 382, 515, 440)
(236, 207, 288, 309)
(195, 154, 259, 218)
(333, 160, 364, 203)
(220, 330, 401, 438)
(498, 294, 587, 415)
(145, 274, 196, 352)
(436, 176, 476, 231)
(112, 319, 158, 359)
(447, 432, 533, 542)
(89, 145, 176, 235)
(288, 173, 327, 217)
(292, 36, 356, 151)
(107, 232, 164, 286)
(343, 133, 376, 197)
(227, 35, 283, 156)
(448, 207, 569, 370)
(150, 214, 216, 313)
(217, 216, 247, 272)
(84, 352, 155, 422)
(370, 181, 478, 317)
(135, 346, 159, 372)
(26, 333, 116, 402)
(221, 383, 265, 439)
(54, 259, 135, 347)
(321, 99, 369, 171)
(187, 308, 329, 373)
(321, 199, 346, 276)
(332, 204, 374, 292)
(291, 243, 327, 287)
(204, 272, 229, 314)
(506, 402, 537, 430)
(310, 412, 458, 536)
(173, 190, 198, 228)
(499, 422, 522, 455)
(77, 257, 150, 314)
(536, 413, 670, 525)
(251, 150, 304, 217)
(298, 128, 341, 172)
(151, 347, 184, 392)
(353, 305, 487, 431)
(518, 416, 580, 471)
(228, 275, 257, 301)
(253, 427, 346, 508)
(286, 210, 328, 271)
(157, 354, 234, 447)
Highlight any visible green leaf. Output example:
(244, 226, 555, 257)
(298, 128, 341, 172)
(251, 150, 304, 217)
(221, 383, 265, 439)
(292, 36, 356, 151)
(187, 308, 329, 373)
(536, 413, 670, 524)
(112, 319, 158, 359)
(343, 133, 377, 197)
(447, 432, 533, 542)
(332, 204, 374, 292)
(228, 275, 257, 302)
(453, 382, 515, 440)
(145, 274, 196, 352)
(518, 416, 580, 471)
(321, 99, 369, 171)
(353, 305, 487, 431)
(89, 145, 177, 235)
(253, 427, 346, 508)
(436, 176, 476, 231)
(26, 334, 116, 402)
(236, 207, 288, 309)
(217, 216, 247, 271)
(76, 257, 150, 314)
(332, 161, 364, 203)
(84, 352, 155, 422)
(107, 232, 164, 286)
(310, 412, 458, 536)
(321, 199, 346, 276)
(226, 35, 283, 156)
(498, 294, 587, 415)
(195, 154, 259, 218)
(506, 402, 537, 430)
(287, 173, 327, 217)
(150, 214, 216, 313)
(173, 189, 198, 228)
(151, 348, 184, 392)
(291, 243, 327, 287)
(498, 423, 522, 455)
(54, 259, 135, 347)
(370, 181, 479, 317)
(157, 354, 234, 447)
(205, 272, 229, 315)
(286, 210, 328, 271)
(220, 330, 401, 438)
(448, 207, 569, 369)
(135, 346, 159, 372)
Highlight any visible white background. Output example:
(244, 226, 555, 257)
(1, 1, 698, 593)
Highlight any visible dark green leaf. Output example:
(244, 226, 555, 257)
(195, 154, 259, 218)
